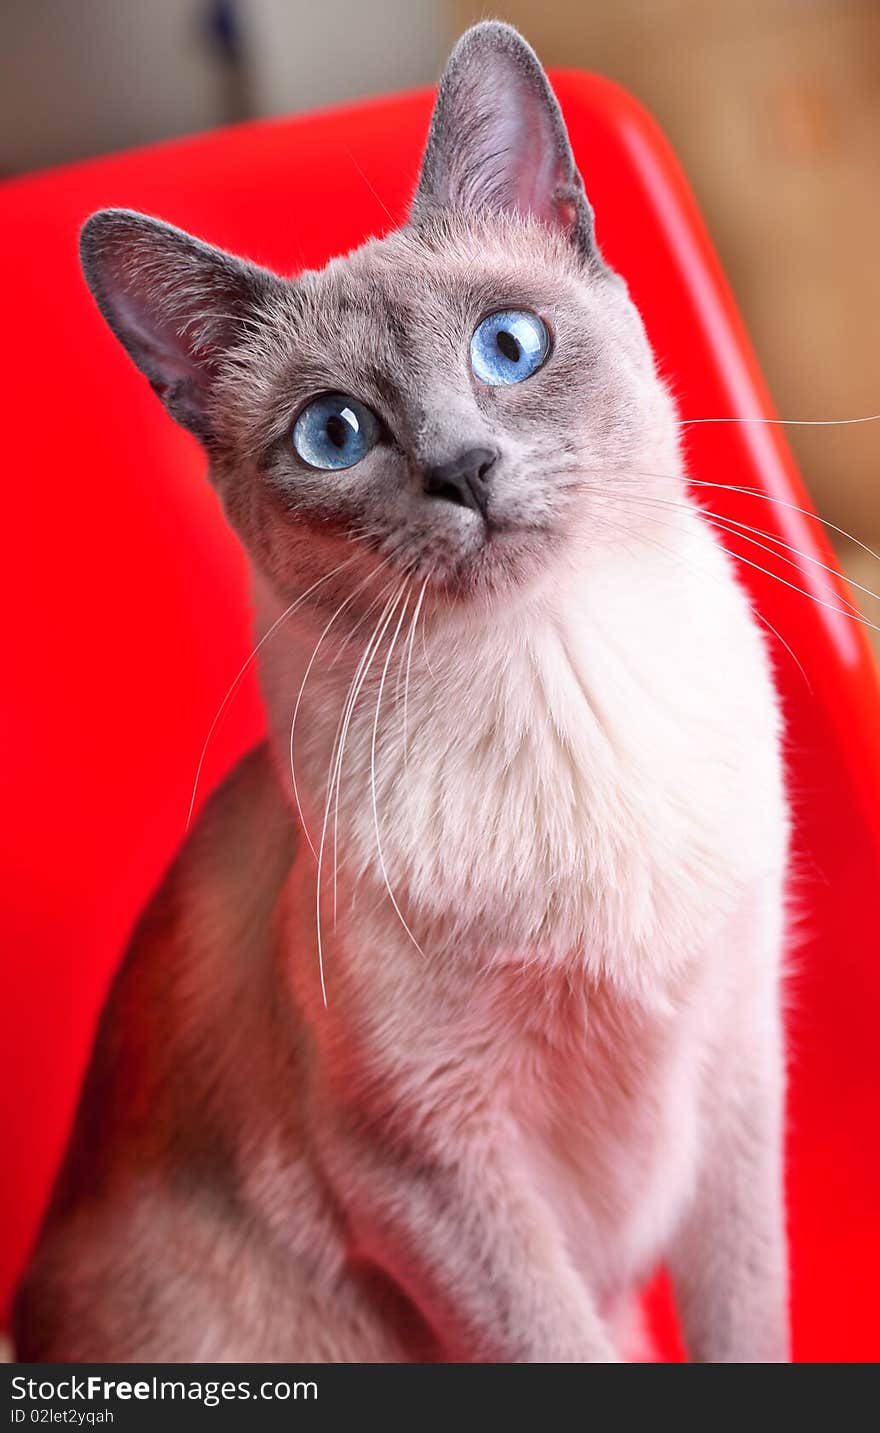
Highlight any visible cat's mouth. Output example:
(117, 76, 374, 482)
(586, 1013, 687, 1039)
(345, 496, 559, 603)
(414, 517, 558, 601)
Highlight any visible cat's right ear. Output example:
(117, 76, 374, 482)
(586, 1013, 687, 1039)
(80, 209, 282, 443)
(410, 22, 598, 262)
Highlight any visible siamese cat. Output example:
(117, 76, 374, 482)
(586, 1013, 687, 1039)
(14, 23, 789, 1362)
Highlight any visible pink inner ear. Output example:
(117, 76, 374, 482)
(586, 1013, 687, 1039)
(114, 278, 208, 387)
(495, 84, 571, 231)
(554, 196, 579, 230)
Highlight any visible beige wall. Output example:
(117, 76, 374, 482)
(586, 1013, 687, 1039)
(0, 0, 229, 174)
(241, 0, 447, 118)
(0, 1, 450, 176)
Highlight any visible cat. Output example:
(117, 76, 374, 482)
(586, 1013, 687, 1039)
(13, 22, 789, 1362)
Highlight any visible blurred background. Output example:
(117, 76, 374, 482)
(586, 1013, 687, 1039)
(1, 0, 877, 648)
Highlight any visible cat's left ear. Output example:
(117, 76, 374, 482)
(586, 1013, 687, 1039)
(79, 209, 283, 444)
(411, 22, 597, 262)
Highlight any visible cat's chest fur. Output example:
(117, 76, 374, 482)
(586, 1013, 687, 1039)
(276, 536, 784, 997)
(497, 964, 705, 1296)
(268, 532, 783, 1300)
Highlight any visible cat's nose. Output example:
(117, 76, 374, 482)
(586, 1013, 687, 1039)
(422, 447, 498, 517)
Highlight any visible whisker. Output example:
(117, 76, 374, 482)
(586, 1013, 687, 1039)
(288, 563, 386, 858)
(328, 581, 407, 940)
(401, 577, 429, 771)
(678, 412, 880, 429)
(185, 554, 356, 829)
(420, 613, 436, 679)
(315, 585, 404, 1007)
(370, 586, 427, 960)
(327, 586, 400, 922)
(591, 466, 880, 574)
(343, 147, 399, 228)
(745, 608, 813, 694)
(327, 558, 421, 916)
(567, 464, 880, 640)
(391, 568, 423, 715)
(610, 486, 868, 619)
(598, 485, 878, 652)
(331, 571, 400, 665)
(597, 505, 814, 693)
(707, 537, 880, 635)
(697, 507, 874, 613)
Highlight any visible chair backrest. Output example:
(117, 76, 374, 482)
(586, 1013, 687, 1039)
(1, 72, 878, 1359)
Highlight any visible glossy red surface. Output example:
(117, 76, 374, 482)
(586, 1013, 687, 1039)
(1, 73, 878, 1360)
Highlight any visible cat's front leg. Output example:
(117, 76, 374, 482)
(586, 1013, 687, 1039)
(319, 1114, 618, 1363)
(668, 898, 789, 1362)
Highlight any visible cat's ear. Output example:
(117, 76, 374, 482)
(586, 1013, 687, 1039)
(411, 22, 596, 261)
(80, 209, 282, 443)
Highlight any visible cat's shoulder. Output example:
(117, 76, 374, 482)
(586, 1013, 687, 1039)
(129, 739, 297, 964)
(18, 744, 300, 1315)
(52, 742, 296, 1184)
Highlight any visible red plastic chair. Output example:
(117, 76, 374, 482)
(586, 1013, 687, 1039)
(1, 73, 878, 1362)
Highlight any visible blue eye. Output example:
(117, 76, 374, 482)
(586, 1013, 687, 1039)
(292, 393, 380, 470)
(470, 310, 549, 386)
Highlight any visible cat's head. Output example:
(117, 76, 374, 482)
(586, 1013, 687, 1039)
(80, 23, 678, 614)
